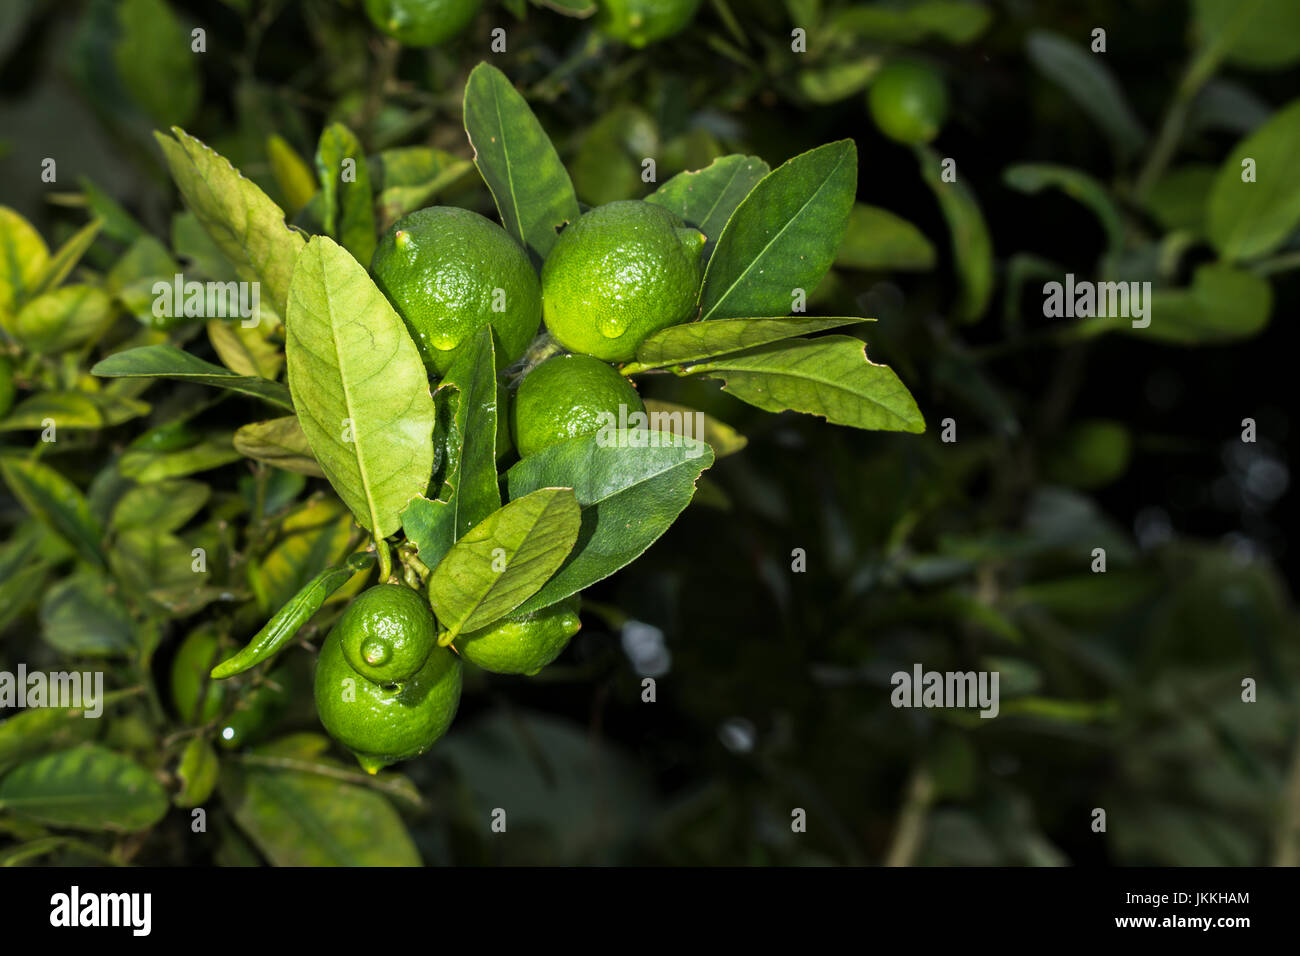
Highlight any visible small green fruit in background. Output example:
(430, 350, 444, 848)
(597, 0, 702, 48)
(541, 200, 705, 362)
(512, 354, 645, 457)
(314, 626, 462, 773)
(216, 664, 294, 750)
(363, 0, 482, 47)
(372, 206, 541, 375)
(868, 61, 949, 144)
(458, 597, 582, 675)
(337, 584, 437, 685)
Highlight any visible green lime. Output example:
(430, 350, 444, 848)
(170, 626, 227, 724)
(314, 627, 462, 773)
(512, 354, 644, 458)
(868, 61, 948, 145)
(541, 200, 705, 362)
(337, 583, 436, 685)
(458, 597, 582, 675)
(363, 0, 482, 46)
(0, 355, 14, 418)
(372, 206, 542, 376)
(597, 0, 702, 48)
(216, 664, 294, 751)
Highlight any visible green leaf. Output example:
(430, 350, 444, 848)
(1207, 97, 1300, 261)
(266, 135, 317, 216)
(687, 335, 926, 433)
(114, 0, 199, 126)
(285, 236, 435, 538)
(629, 315, 869, 371)
(0, 458, 105, 567)
(174, 737, 219, 808)
(252, 497, 359, 613)
(372, 147, 475, 230)
(315, 124, 376, 265)
(1142, 165, 1217, 234)
(1026, 31, 1147, 157)
(505, 433, 714, 613)
(436, 327, 500, 538)
(111, 479, 210, 531)
(1193, 0, 1300, 70)
(1115, 263, 1270, 345)
(92, 345, 294, 410)
(429, 488, 582, 638)
(0, 746, 168, 832)
(0, 206, 49, 328)
(797, 57, 880, 104)
(463, 62, 580, 262)
(213, 554, 373, 679)
(233, 416, 325, 477)
(531, 0, 596, 15)
(700, 141, 856, 321)
(118, 432, 242, 482)
(1003, 163, 1124, 256)
(642, 399, 748, 459)
(82, 177, 146, 244)
(835, 203, 936, 271)
(220, 762, 419, 865)
(0, 392, 104, 431)
(646, 154, 770, 260)
(154, 128, 305, 318)
(918, 145, 994, 322)
(0, 706, 100, 776)
(831, 1, 991, 44)
(34, 218, 103, 295)
(12, 285, 112, 355)
(207, 319, 283, 380)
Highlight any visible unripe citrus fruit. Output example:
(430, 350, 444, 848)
(216, 665, 294, 750)
(868, 61, 948, 145)
(314, 627, 462, 773)
(458, 597, 582, 675)
(363, 0, 482, 46)
(512, 354, 644, 457)
(372, 206, 541, 376)
(337, 584, 436, 685)
(541, 200, 705, 362)
(597, 0, 702, 48)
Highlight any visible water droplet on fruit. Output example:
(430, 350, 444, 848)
(598, 314, 628, 337)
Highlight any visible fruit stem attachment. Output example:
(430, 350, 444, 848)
(376, 538, 392, 583)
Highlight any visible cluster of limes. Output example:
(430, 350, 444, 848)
(363, 0, 700, 48)
(370, 198, 704, 461)
(328, 181, 707, 766)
